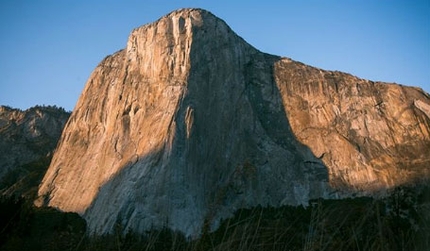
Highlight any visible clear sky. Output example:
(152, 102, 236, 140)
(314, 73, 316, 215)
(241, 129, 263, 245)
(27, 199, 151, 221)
(1, 1, 429, 111)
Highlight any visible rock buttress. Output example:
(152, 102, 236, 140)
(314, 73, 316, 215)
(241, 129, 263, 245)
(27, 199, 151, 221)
(36, 8, 430, 237)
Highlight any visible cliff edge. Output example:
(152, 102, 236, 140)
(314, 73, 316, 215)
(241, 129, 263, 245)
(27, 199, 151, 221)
(35, 9, 430, 237)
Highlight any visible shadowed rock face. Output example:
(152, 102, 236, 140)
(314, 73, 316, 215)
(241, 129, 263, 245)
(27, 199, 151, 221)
(35, 8, 430, 237)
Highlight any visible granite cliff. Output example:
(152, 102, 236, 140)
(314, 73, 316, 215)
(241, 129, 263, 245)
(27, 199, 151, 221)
(35, 9, 430, 237)
(0, 105, 69, 198)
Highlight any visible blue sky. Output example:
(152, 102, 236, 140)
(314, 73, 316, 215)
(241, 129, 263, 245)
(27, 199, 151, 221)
(1, 1, 429, 111)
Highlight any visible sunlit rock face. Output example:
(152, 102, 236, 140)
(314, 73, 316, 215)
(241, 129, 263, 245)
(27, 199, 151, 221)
(275, 62, 430, 193)
(36, 8, 430, 237)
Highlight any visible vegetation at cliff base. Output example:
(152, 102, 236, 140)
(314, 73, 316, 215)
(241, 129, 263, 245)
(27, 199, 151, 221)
(1, 184, 428, 251)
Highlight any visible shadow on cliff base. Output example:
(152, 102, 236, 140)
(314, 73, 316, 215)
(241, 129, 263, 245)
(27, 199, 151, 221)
(81, 49, 430, 240)
(52, 53, 430, 250)
(81, 53, 333, 237)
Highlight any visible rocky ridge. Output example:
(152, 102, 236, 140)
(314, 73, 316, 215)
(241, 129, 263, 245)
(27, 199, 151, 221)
(35, 9, 430, 237)
(0, 105, 70, 198)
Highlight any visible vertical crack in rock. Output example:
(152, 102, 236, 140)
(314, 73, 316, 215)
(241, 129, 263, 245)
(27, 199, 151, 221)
(184, 106, 194, 139)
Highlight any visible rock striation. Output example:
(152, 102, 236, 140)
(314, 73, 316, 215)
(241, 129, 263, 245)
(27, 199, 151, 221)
(0, 105, 70, 197)
(275, 63, 430, 192)
(35, 9, 430, 237)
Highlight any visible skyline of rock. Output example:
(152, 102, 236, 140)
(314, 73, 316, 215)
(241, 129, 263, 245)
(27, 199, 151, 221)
(33, 8, 430, 237)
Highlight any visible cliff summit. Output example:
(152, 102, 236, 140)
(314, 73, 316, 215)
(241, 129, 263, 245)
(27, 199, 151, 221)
(35, 9, 430, 237)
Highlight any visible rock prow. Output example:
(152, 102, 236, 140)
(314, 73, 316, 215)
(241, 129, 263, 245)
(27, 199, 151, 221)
(35, 8, 430, 238)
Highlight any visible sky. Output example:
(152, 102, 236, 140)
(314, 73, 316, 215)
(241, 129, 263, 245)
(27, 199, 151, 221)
(0, 1, 429, 111)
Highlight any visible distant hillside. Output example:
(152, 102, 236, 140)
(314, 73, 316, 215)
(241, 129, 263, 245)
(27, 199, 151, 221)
(0, 105, 70, 199)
